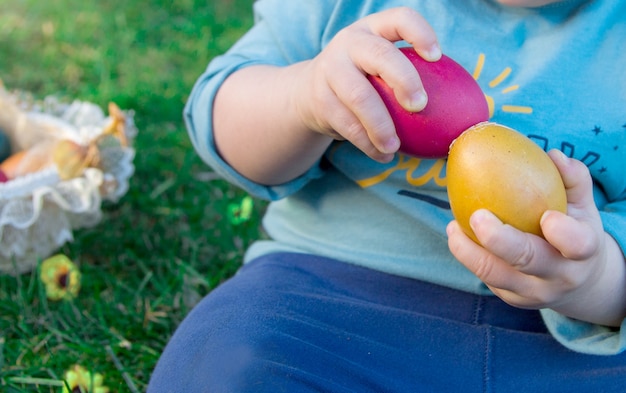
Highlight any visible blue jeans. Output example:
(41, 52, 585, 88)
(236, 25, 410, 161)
(148, 252, 626, 392)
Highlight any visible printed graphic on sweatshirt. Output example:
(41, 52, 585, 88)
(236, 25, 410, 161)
(351, 53, 625, 208)
(474, 53, 533, 119)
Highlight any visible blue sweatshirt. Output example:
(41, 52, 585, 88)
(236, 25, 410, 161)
(184, 0, 626, 355)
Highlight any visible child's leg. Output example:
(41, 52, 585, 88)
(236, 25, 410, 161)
(147, 252, 626, 393)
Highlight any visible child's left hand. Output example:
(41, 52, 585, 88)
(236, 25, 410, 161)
(447, 149, 626, 327)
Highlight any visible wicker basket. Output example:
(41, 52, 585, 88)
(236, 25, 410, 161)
(0, 85, 136, 275)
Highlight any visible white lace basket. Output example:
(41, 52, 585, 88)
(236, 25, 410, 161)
(0, 87, 136, 275)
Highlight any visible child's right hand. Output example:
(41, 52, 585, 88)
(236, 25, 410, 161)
(212, 7, 440, 185)
(294, 7, 441, 163)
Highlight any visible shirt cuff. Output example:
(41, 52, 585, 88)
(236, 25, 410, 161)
(541, 308, 626, 355)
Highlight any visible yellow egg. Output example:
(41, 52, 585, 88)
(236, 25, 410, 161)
(52, 139, 99, 180)
(447, 122, 567, 243)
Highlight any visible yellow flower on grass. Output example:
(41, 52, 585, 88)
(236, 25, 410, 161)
(40, 254, 81, 301)
(62, 364, 109, 393)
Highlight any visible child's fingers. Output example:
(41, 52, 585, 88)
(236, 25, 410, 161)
(466, 209, 565, 279)
(541, 210, 599, 261)
(353, 8, 440, 112)
(327, 68, 399, 155)
(447, 219, 526, 290)
(545, 150, 603, 259)
(348, 36, 428, 112)
(364, 7, 441, 61)
(448, 217, 566, 309)
(310, 7, 441, 158)
(548, 149, 596, 213)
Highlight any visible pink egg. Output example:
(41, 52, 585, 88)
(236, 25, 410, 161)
(368, 47, 489, 158)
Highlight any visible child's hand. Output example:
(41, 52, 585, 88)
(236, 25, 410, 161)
(294, 7, 441, 162)
(447, 150, 626, 326)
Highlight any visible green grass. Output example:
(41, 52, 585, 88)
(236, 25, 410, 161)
(0, 1, 262, 391)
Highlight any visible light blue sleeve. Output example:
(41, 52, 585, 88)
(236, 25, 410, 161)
(541, 310, 626, 356)
(183, 0, 337, 201)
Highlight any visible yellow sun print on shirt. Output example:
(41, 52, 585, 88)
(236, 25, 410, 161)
(473, 53, 533, 117)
